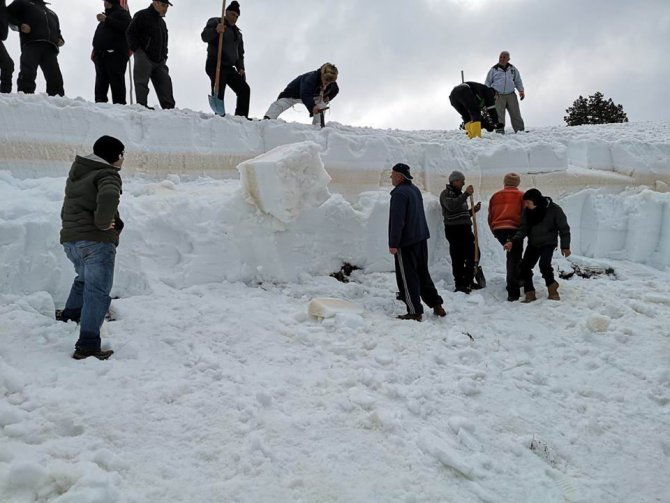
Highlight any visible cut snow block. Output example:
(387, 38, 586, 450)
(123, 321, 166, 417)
(308, 298, 364, 319)
(237, 141, 331, 224)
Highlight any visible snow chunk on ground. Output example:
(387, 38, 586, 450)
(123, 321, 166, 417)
(237, 141, 331, 223)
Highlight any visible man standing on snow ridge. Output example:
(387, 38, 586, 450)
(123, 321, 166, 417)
(504, 188, 571, 303)
(58, 136, 126, 360)
(0, 0, 15, 93)
(126, 0, 175, 109)
(92, 0, 132, 105)
(488, 172, 525, 301)
(6, 0, 65, 96)
(485, 51, 525, 133)
(201, 0, 249, 117)
(388, 163, 446, 322)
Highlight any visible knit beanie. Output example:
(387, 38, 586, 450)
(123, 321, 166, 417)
(93, 135, 125, 165)
(449, 170, 465, 183)
(522, 188, 546, 207)
(227, 1, 240, 14)
(504, 172, 521, 187)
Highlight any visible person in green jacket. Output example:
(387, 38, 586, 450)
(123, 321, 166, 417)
(58, 135, 125, 360)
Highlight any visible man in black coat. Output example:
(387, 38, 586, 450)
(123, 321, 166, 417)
(201, 0, 249, 117)
(0, 0, 15, 93)
(449, 81, 502, 138)
(126, 0, 175, 109)
(59, 135, 126, 360)
(92, 0, 131, 104)
(6, 0, 64, 96)
(388, 163, 446, 322)
(264, 63, 339, 125)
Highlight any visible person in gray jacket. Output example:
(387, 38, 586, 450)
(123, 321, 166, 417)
(200, 1, 249, 117)
(440, 170, 482, 294)
(504, 189, 571, 302)
(485, 51, 525, 133)
(58, 136, 125, 360)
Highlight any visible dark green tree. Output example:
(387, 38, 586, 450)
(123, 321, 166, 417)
(564, 92, 628, 126)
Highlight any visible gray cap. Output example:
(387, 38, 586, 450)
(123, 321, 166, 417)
(449, 170, 465, 183)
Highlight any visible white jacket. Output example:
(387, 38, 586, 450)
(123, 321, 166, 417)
(485, 64, 524, 95)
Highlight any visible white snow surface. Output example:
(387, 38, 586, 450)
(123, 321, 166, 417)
(0, 94, 669, 502)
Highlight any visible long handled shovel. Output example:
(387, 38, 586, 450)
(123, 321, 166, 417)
(470, 194, 487, 288)
(208, 0, 227, 116)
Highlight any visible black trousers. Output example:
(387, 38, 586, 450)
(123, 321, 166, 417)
(0, 40, 14, 93)
(206, 63, 250, 117)
(449, 84, 481, 123)
(17, 42, 64, 96)
(494, 229, 523, 298)
(94, 51, 129, 104)
(520, 244, 556, 292)
(394, 240, 443, 315)
(133, 50, 175, 109)
(445, 225, 475, 290)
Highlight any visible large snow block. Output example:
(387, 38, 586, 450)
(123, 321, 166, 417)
(237, 141, 331, 223)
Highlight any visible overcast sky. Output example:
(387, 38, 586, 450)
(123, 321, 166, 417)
(4, 0, 668, 130)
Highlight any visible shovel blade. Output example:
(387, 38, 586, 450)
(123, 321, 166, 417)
(474, 265, 487, 288)
(208, 94, 226, 116)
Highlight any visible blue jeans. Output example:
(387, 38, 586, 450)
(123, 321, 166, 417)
(62, 241, 116, 350)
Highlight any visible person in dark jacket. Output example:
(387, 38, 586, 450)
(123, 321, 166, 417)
(388, 163, 446, 321)
(6, 0, 64, 96)
(58, 135, 126, 360)
(0, 0, 15, 93)
(201, 1, 249, 117)
(449, 81, 502, 139)
(126, 0, 175, 109)
(440, 170, 481, 294)
(504, 188, 571, 302)
(92, 0, 131, 104)
(264, 63, 339, 125)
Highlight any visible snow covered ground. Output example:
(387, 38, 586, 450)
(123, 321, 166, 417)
(1, 94, 669, 502)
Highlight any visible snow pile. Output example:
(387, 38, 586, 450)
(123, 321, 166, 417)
(238, 141, 331, 223)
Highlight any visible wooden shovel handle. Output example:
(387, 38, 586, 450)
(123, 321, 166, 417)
(214, 1, 227, 95)
(470, 194, 480, 263)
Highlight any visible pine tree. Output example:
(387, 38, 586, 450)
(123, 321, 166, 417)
(564, 92, 628, 126)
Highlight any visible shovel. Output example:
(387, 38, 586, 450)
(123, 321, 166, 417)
(208, 0, 227, 116)
(470, 194, 486, 288)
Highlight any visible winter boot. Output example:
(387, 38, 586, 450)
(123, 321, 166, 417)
(522, 290, 537, 303)
(397, 313, 422, 322)
(547, 282, 560, 300)
(72, 348, 114, 360)
(433, 305, 446, 317)
(466, 121, 482, 139)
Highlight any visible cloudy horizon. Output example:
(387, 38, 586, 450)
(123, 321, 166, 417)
(2, 0, 667, 130)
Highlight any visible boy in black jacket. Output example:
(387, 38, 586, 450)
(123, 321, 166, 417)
(504, 189, 571, 302)
(92, 0, 131, 104)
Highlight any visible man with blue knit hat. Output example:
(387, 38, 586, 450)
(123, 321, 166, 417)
(388, 163, 446, 321)
(58, 135, 126, 360)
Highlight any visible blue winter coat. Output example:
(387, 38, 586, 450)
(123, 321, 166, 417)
(278, 68, 339, 115)
(388, 181, 430, 248)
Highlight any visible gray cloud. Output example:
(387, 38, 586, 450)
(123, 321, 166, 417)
(4, 0, 667, 129)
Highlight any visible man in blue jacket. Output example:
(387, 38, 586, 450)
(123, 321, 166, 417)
(264, 63, 339, 125)
(7, 0, 64, 96)
(0, 0, 14, 93)
(388, 163, 446, 321)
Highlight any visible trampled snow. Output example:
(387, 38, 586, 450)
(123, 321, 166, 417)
(0, 94, 669, 502)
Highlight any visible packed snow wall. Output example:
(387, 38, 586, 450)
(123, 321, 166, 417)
(1, 94, 669, 201)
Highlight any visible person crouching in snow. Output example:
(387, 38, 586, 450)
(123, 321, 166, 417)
(449, 81, 503, 139)
(264, 62, 338, 126)
(488, 172, 525, 301)
(58, 135, 125, 360)
(388, 163, 446, 321)
(504, 188, 571, 302)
